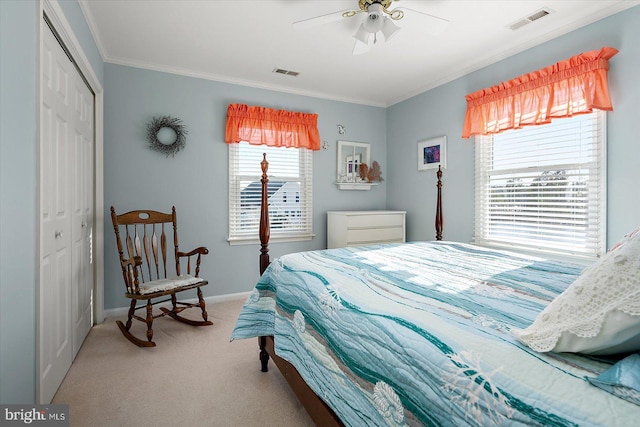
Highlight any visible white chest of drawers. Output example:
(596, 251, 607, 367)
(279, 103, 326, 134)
(327, 210, 406, 249)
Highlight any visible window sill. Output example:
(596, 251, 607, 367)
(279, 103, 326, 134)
(228, 233, 315, 246)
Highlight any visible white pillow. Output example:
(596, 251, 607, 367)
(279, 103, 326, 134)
(513, 228, 640, 355)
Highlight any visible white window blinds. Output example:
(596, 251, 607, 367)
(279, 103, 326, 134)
(474, 111, 606, 260)
(228, 142, 313, 244)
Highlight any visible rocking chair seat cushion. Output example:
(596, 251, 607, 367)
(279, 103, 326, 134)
(137, 274, 202, 295)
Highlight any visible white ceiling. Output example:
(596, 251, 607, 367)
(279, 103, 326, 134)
(79, 0, 638, 107)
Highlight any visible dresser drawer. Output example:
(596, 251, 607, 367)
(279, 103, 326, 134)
(346, 227, 405, 246)
(346, 213, 404, 229)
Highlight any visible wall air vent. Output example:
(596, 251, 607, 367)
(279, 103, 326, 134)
(273, 68, 300, 77)
(509, 7, 553, 30)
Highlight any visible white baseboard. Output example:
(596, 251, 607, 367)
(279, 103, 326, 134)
(102, 291, 251, 320)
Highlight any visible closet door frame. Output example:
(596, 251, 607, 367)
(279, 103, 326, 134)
(37, 0, 104, 403)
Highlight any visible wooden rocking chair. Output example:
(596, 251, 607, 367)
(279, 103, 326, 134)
(110, 206, 212, 347)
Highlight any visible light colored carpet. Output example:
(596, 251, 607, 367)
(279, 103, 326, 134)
(52, 298, 314, 427)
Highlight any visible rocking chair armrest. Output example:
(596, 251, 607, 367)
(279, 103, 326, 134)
(177, 246, 209, 258)
(121, 255, 143, 269)
(176, 247, 208, 278)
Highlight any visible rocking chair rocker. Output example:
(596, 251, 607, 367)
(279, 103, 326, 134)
(110, 206, 212, 347)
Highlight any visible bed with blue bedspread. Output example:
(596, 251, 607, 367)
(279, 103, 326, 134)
(232, 156, 640, 426)
(231, 240, 640, 426)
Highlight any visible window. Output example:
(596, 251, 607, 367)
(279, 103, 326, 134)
(474, 111, 606, 260)
(228, 141, 313, 244)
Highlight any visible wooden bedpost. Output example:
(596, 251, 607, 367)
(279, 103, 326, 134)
(435, 165, 443, 241)
(259, 153, 271, 372)
(259, 153, 270, 275)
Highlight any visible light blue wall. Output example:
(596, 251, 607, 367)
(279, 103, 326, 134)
(387, 5, 640, 247)
(103, 64, 387, 309)
(0, 0, 38, 405)
(0, 0, 103, 404)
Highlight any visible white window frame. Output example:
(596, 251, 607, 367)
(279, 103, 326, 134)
(474, 111, 606, 261)
(228, 142, 314, 245)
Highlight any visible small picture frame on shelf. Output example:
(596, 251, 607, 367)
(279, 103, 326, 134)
(417, 136, 446, 171)
(346, 154, 361, 174)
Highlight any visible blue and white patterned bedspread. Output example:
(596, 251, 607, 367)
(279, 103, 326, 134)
(231, 241, 640, 426)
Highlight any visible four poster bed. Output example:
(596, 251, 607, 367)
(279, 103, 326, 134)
(231, 155, 640, 426)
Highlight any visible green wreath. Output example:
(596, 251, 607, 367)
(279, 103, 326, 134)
(146, 116, 187, 157)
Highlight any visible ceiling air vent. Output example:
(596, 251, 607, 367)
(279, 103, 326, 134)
(273, 68, 300, 77)
(509, 7, 553, 30)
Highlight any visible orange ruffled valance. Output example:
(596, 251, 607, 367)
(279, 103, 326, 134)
(225, 104, 321, 150)
(462, 47, 618, 139)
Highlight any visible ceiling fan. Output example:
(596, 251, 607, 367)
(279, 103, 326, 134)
(293, 0, 450, 55)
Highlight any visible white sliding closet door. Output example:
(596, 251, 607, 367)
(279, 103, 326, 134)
(70, 50, 94, 359)
(39, 19, 94, 404)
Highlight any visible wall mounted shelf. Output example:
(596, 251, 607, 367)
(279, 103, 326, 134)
(335, 182, 378, 191)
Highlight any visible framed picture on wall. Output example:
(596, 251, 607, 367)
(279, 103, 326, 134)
(417, 136, 447, 171)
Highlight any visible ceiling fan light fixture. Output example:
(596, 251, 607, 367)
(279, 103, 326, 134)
(381, 16, 400, 41)
(363, 3, 385, 32)
(353, 23, 370, 44)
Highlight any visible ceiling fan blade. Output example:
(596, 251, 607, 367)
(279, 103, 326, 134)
(352, 38, 371, 55)
(293, 9, 354, 30)
(398, 7, 450, 35)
